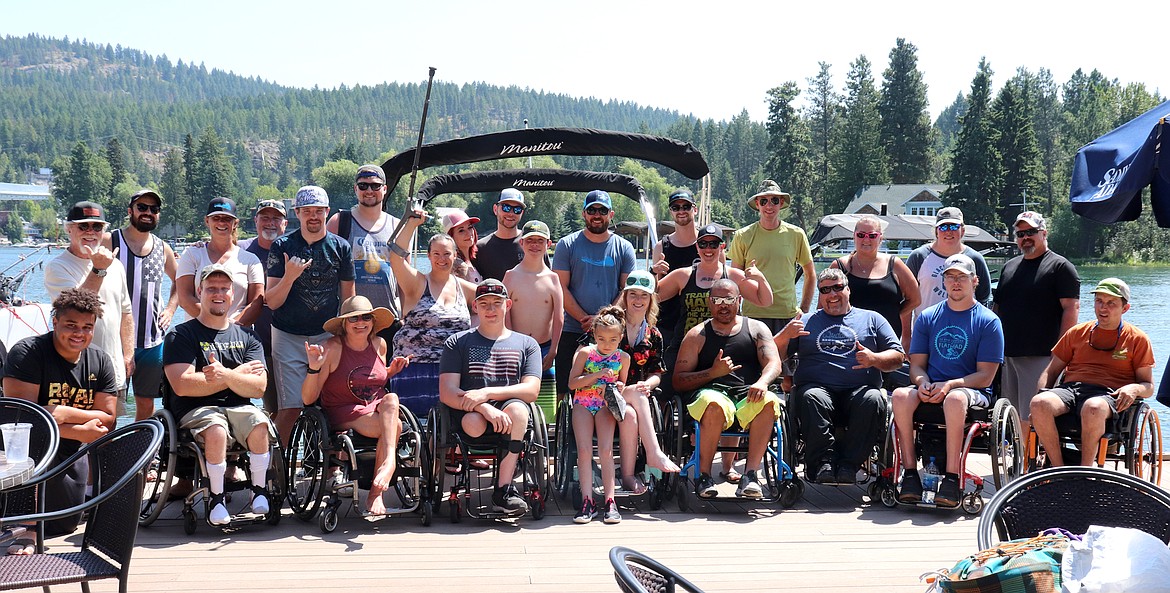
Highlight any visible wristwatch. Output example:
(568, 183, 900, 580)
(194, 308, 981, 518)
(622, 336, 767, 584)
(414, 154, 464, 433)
(91, 267, 108, 277)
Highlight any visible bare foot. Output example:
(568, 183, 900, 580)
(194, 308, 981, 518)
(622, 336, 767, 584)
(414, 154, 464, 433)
(371, 462, 396, 492)
(5, 537, 35, 556)
(366, 488, 387, 515)
(649, 452, 680, 473)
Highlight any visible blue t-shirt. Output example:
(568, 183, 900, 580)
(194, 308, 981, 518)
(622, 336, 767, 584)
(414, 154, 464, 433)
(551, 230, 636, 334)
(266, 231, 355, 336)
(792, 307, 903, 390)
(910, 301, 1004, 386)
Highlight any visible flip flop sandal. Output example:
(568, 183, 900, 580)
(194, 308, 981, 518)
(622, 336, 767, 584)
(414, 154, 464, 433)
(719, 469, 742, 484)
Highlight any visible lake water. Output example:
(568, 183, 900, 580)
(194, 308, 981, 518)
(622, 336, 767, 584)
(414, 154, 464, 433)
(3, 246, 1169, 450)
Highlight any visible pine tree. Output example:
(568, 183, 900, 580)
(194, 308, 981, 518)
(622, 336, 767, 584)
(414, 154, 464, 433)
(992, 75, 1041, 227)
(191, 128, 234, 204)
(159, 148, 188, 238)
(53, 141, 113, 210)
(764, 82, 815, 228)
(105, 138, 128, 199)
(944, 59, 1000, 229)
(827, 56, 889, 214)
(805, 63, 839, 218)
(878, 39, 934, 183)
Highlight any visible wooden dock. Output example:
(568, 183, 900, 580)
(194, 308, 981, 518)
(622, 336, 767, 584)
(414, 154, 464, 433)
(32, 465, 1001, 593)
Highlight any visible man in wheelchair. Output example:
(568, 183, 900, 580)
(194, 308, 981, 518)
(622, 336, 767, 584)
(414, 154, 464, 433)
(439, 279, 542, 514)
(1030, 278, 1155, 466)
(163, 263, 273, 525)
(673, 279, 783, 499)
(891, 254, 1003, 507)
(775, 268, 905, 486)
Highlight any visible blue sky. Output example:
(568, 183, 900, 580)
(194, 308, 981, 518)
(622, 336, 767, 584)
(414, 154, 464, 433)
(3, 0, 1165, 122)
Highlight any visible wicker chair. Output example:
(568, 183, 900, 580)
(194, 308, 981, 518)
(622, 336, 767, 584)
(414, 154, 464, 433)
(0, 396, 62, 554)
(0, 419, 163, 593)
(610, 546, 705, 593)
(977, 466, 1170, 549)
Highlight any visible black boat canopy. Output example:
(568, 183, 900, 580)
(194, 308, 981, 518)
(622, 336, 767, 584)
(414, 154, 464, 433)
(415, 169, 646, 204)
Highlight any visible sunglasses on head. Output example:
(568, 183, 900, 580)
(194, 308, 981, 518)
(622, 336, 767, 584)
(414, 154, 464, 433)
(669, 202, 693, 212)
(757, 196, 784, 206)
(585, 206, 610, 216)
(625, 275, 653, 290)
(697, 239, 723, 249)
(818, 284, 847, 295)
(135, 203, 161, 214)
(356, 182, 384, 191)
(74, 222, 105, 232)
(710, 296, 738, 306)
(937, 223, 962, 232)
(854, 231, 880, 239)
(346, 314, 375, 323)
(499, 203, 524, 214)
(1015, 228, 1041, 238)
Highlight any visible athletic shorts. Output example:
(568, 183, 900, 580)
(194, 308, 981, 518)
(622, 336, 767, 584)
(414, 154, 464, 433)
(686, 386, 780, 430)
(271, 327, 331, 411)
(180, 404, 275, 448)
(131, 344, 165, 399)
(1049, 382, 1119, 417)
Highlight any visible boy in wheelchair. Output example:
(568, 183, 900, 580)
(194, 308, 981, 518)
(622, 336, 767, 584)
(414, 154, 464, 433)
(163, 264, 273, 525)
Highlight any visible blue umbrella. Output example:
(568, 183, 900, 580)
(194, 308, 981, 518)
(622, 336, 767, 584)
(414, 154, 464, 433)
(1070, 100, 1170, 226)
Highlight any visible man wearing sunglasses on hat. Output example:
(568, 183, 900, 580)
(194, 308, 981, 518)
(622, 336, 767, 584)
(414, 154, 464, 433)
(651, 188, 701, 351)
(728, 180, 815, 335)
(992, 211, 1080, 432)
(774, 268, 904, 486)
(1030, 278, 1154, 467)
(101, 189, 180, 421)
(905, 207, 992, 316)
(474, 188, 532, 282)
(552, 190, 636, 402)
(45, 201, 135, 411)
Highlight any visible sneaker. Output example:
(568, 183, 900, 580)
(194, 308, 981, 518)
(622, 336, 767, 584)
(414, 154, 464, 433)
(695, 473, 718, 498)
(935, 475, 961, 508)
(814, 462, 835, 485)
(491, 485, 529, 514)
(835, 464, 857, 486)
(736, 470, 763, 499)
(208, 493, 230, 525)
(897, 470, 923, 503)
(574, 498, 597, 524)
(603, 383, 627, 421)
(602, 498, 622, 524)
(250, 486, 270, 514)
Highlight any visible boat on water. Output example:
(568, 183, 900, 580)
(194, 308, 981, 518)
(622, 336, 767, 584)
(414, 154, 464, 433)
(0, 245, 54, 356)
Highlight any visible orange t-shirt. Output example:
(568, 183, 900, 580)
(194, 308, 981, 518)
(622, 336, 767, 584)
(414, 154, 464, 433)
(1052, 321, 1155, 390)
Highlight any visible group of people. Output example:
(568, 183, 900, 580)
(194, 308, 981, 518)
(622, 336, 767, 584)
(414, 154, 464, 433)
(2, 170, 1156, 551)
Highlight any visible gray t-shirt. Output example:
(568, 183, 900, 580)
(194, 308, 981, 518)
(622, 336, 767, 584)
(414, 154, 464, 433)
(440, 329, 542, 392)
(551, 230, 636, 334)
(792, 307, 903, 390)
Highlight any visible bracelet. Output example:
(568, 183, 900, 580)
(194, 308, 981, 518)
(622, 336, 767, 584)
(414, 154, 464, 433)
(307, 367, 321, 374)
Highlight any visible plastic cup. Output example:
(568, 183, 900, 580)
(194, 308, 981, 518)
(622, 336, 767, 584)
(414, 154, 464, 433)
(1, 423, 32, 464)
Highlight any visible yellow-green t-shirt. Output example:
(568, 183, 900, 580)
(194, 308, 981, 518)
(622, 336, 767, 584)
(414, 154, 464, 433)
(727, 221, 812, 320)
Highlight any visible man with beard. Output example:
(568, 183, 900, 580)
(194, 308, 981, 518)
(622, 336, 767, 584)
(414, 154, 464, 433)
(906, 207, 993, 314)
(774, 268, 904, 485)
(239, 199, 288, 414)
(673, 279, 783, 499)
(551, 190, 636, 402)
(992, 211, 1079, 431)
(327, 164, 402, 350)
(474, 188, 529, 281)
(651, 188, 700, 357)
(267, 186, 355, 444)
(103, 189, 179, 421)
(891, 253, 1003, 508)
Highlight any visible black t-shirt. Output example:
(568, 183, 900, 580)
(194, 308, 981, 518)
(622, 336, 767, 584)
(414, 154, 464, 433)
(3, 332, 119, 455)
(473, 232, 525, 281)
(993, 250, 1080, 357)
(163, 319, 266, 421)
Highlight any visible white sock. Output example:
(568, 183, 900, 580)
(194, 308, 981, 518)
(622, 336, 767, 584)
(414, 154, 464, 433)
(249, 452, 270, 489)
(207, 462, 227, 495)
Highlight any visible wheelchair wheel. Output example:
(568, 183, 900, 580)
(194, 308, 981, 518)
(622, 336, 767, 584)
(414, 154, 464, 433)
(140, 409, 179, 526)
(1126, 403, 1163, 485)
(779, 479, 803, 508)
(320, 504, 339, 533)
(553, 400, 576, 501)
(525, 403, 551, 520)
(427, 407, 449, 510)
(286, 407, 329, 522)
(989, 398, 1024, 489)
(961, 492, 983, 515)
(266, 442, 286, 526)
(675, 478, 690, 512)
(393, 406, 428, 509)
(421, 498, 433, 526)
(182, 507, 198, 535)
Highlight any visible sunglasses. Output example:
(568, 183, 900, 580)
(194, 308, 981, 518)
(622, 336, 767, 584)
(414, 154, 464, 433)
(585, 206, 610, 216)
(1015, 228, 1041, 238)
(135, 203, 161, 214)
(1088, 322, 1122, 352)
(499, 203, 525, 214)
(937, 223, 962, 232)
(346, 314, 375, 323)
(625, 275, 653, 290)
(356, 182, 384, 191)
(710, 296, 738, 306)
(854, 231, 880, 239)
(697, 239, 723, 249)
(757, 196, 784, 206)
(74, 222, 105, 232)
(818, 284, 847, 295)
(208, 215, 236, 223)
(669, 203, 693, 212)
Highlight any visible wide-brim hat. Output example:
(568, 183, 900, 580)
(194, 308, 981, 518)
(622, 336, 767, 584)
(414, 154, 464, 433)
(323, 295, 395, 336)
(749, 180, 792, 211)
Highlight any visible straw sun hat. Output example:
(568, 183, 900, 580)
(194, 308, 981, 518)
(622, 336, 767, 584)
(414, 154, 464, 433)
(322, 296, 395, 336)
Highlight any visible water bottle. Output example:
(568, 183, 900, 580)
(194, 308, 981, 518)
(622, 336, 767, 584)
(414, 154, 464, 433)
(922, 457, 940, 504)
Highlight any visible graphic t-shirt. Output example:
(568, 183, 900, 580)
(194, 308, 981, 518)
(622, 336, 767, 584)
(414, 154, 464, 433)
(551, 231, 636, 334)
(906, 245, 992, 315)
(163, 319, 266, 421)
(1052, 321, 1155, 390)
(439, 329, 542, 392)
(993, 250, 1080, 357)
(342, 211, 401, 318)
(792, 307, 903, 390)
(910, 301, 1003, 386)
(267, 231, 355, 336)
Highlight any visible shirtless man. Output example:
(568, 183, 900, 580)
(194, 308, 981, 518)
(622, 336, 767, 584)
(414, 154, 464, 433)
(503, 220, 563, 375)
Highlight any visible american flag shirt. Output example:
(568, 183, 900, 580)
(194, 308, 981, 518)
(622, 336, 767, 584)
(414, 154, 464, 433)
(439, 329, 542, 391)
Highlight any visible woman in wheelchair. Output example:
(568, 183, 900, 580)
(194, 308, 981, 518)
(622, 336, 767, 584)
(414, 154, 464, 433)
(618, 271, 679, 476)
(303, 295, 408, 515)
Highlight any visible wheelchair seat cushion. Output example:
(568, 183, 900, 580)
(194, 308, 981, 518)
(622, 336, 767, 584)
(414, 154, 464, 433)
(913, 400, 990, 425)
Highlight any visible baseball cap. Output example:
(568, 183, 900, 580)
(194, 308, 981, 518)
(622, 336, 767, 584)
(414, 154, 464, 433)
(355, 164, 386, 183)
(294, 186, 330, 209)
(206, 197, 238, 219)
(129, 189, 161, 205)
(520, 220, 551, 240)
(198, 262, 233, 284)
(698, 224, 723, 241)
(440, 210, 480, 235)
(475, 278, 509, 301)
(498, 188, 525, 205)
(1092, 277, 1131, 302)
(942, 253, 976, 275)
(669, 188, 695, 205)
(936, 207, 964, 227)
(583, 190, 613, 211)
(1014, 211, 1046, 230)
(256, 199, 286, 217)
(749, 180, 791, 210)
(67, 201, 106, 223)
(623, 270, 656, 294)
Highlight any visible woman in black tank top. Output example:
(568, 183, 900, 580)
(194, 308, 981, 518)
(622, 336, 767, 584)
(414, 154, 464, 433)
(829, 215, 920, 349)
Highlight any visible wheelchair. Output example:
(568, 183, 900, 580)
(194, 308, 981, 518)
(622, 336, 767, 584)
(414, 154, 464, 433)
(284, 403, 432, 533)
(789, 386, 892, 490)
(552, 389, 672, 510)
(664, 388, 801, 511)
(427, 400, 550, 521)
(875, 396, 1024, 514)
(1024, 397, 1162, 484)
(139, 381, 285, 533)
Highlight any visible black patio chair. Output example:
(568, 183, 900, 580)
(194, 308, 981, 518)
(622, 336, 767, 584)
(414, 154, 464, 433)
(0, 396, 61, 552)
(610, 546, 705, 593)
(0, 419, 163, 593)
(977, 465, 1170, 549)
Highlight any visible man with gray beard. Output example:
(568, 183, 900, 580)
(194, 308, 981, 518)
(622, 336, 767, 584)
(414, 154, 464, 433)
(239, 199, 288, 414)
